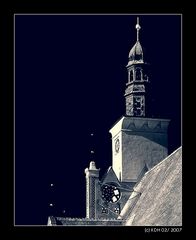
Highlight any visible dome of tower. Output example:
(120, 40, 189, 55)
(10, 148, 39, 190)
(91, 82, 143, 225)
(127, 17, 144, 66)
(128, 41, 143, 62)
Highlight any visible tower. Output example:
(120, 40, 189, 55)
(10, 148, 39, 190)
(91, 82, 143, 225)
(125, 17, 150, 117)
(110, 17, 170, 183)
(85, 161, 100, 219)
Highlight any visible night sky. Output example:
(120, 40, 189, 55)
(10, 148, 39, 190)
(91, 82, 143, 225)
(15, 14, 181, 225)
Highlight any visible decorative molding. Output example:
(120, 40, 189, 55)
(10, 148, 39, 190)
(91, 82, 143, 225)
(122, 117, 170, 133)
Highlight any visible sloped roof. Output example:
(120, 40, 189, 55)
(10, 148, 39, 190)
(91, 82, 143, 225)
(118, 147, 182, 226)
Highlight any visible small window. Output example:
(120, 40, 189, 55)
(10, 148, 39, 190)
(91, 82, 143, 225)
(136, 69, 141, 80)
(114, 206, 120, 214)
(130, 70, 133, 81)
(101, 207, 108, 214)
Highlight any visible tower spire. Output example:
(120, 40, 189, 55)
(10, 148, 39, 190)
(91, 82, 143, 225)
(125, 17, 149, 117)
(136, 17, 141, 42)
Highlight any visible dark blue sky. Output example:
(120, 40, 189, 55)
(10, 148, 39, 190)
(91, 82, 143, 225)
(15, 14, 181, 225)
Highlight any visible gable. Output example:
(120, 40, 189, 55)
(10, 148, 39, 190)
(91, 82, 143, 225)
(100, 166, 120, 186)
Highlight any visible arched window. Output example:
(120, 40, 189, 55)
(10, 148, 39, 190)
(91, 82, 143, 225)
(140, 69, 143, 80)
(130, 70, 133, 82)
(136, 69, 141, 80)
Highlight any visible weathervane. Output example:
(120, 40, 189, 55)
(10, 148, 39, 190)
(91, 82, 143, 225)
(136, 17, 141, 42)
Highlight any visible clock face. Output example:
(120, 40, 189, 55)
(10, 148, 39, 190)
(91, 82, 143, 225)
(115, 138, 120, 153)
(101, 184, 121, 203)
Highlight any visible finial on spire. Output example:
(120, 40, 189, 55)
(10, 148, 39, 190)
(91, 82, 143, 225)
(135, 17, 141, 41)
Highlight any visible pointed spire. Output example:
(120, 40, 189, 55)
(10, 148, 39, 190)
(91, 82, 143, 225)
(127, 17, 143, 64)
(135, 17, 141, 42)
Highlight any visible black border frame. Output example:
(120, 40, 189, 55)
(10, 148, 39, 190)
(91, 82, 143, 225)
(1, 0, 190, 238)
